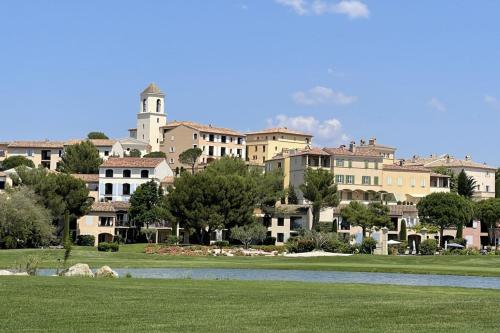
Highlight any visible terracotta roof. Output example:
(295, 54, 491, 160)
(101, 157, 165, 168)
(293, 147, 330, 156)
(8, 140, 65, 149)
(90, 201, 130, 213)
(323, 147, 380, 157)
(142, 83, 164, 95)
(246, 127, 312, 137)
(383, 164, 430, 173)
(65, 139, 117, 147)
(71, 174, 99, 183)
(161, 176, 175, 184)
(162, 121, 244, 137)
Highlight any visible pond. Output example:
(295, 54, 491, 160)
(38, 268, 500, 290)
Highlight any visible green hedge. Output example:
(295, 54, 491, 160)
(97, 242, 119, 252)
(76, 235, 95, 246)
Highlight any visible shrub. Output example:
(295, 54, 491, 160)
(214, 240, 229, 248)
(398, 240, 408, 254)
(323, 236, 352, 253)
(166, 235, 181, 245)
(263, 236, 276, 245)
(495, 250, 500, 256)
(454, 238, 467, 247)
(420, 239, 438, 255)
(76, 235, 95, 246)
(97, 242, 118, 252)
(359, 237, 377, 254)
(285, 237, 315, 253)
(251, 245, 286, 253)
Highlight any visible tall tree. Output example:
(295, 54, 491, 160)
(87, 131, 109, 139)
(496, 168, 500, 198)
(129, 181, 166, 229)
(399, 219, 407, 241)
(367, 202, 391, 229)
(1, 156, 35, 170)
(475, 198, 500, 245)
(58, 140, 102, 174)
(253, 169, 284, 208)
(417, 192, 473, 247)
(143, 151, 166, 158)
(287, 184, 299, 204)
(178, 147, 202, 174)
(457, 169, 476, 198)
(432, 166, 457, 193)
(340, 201, 390, 237)
(299, 168, 339, 230)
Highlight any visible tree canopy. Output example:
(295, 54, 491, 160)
(340, 201, 391, 237)
(475, 198, 500, 245)
(143, 151, 166, 158)
(129, 181, 166, 228)
(1, 156, 35, 170)
(57, 140, 102, 174)
(300, 168, 339, 230)
(127, 149, 142, 158)
(432, 166, 457, 193)
(178, 147, 202, 174)
(87, 132, 109, 139)
(496, 168, 500, 198)
(0, 187, 54, 248)
(230, 223, 268, 249)
(417, 192, 473, 247)
(287, 184, 299, 204)
(457, 169, 476, 198)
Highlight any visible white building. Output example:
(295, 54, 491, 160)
(129, 83, 167, 152)
(98, 157, 173, 202)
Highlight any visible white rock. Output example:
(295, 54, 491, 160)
(13, 272, 29, 276)
(0, 270, 13, 276)
(95, 266, 118, 278)
(59, 263, 94, 277)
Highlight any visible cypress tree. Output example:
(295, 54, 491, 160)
(399, 219, 407, 241)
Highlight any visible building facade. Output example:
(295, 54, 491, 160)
(6, 141, 65, 170)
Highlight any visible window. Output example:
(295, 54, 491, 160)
(262, 145, 266, 152)
(157, 118, 159, 123)
(122, 183, 130, 195)
(346, 192, 353, 200)
(202, 134, 206, 140)
(336, 159, 344, 167)
(348, 160, 352, 168)
(169, 158, 174, 163)
(335, 175, 344, 184)
(123, 170, 131, 178)
(193, 133, 198, 140)
(346, 175, 354, 184)
(221, 147, 226, 156)
(255, 146, 258, 152)
(156, 99, 161, 113)
(364, 192, 369, 201)
(387, 176, 392, 185)
(237, 137, 243, 145)
(104, 150, 109, 156)
(208, 146, 214, 156)
(27, 149, 33, 157)
(275, 146, 277, 151)
(374, 176, 379, 186)
(277, 162, 282, 169)
(374, 162, 379, 169)
(364, 161, 369, 169)
(486, 185, 490, 192)
(105, 169, 113, 177)
(397, 177, 403, 186)
(306, 138, 309, 144)
(272, 136, 276, 140)
(362, 176, 371, 185)
(277, 217, 284, 226)
(169, 147, 175, 153)
(277, 233, 284, 243)
(209, 134, 214, 142)
(421, 179, 426, 188)
(221, 136, 227, 143)
(142, 99, 147, 112)
(237, 149, 242, 157)
(141, 170, 149, 178)
(410, 177, 416, 187)
(58, 150, 62, 157)
(105, 183, 113, 195)
(193, 144, 198, 148)
(0, 181, 5, 190)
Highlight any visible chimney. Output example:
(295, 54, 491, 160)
(465, 155, 471, 161)
(369, 137, 376, 146)
(360, 138, 366, 146)
(399, 159, 405, 167)
(349, 141, 356, 152)
(340, 144, 346, 149)
(446, 155, 451, 163)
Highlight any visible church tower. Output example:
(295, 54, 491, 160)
(136, 83, 167, 152)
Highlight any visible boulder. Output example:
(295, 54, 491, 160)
(95, 266, 118, 278)
(59, 263, 94, 277)
(0, 270, 13, 276)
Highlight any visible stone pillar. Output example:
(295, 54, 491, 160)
(381, 227, 388, 255)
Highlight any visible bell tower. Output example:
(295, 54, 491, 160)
(136, 83, 167, 152)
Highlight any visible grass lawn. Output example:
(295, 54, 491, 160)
(2, 245, 500, 277)
(0, 277, 499, 332)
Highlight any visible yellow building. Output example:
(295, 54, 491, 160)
(6, 140, 65, 170)
(246, 127, 312, 166)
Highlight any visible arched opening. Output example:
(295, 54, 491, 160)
(156, 99, 161, 113)
(98, 233, 113, 244)
(105, 169, 113, 177)
(142, 99, 147, 112)
(140, 170, 149, 178)
(123, 170, 131, 178)
(408, 234, 421, 253)
(122, 183, 130, 195)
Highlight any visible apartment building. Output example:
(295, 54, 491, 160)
(7, 140, 65, 170)
(160, 121, 246, 173)
(98, 157, 173, 202)
(407, 154, 496, 200)
(246, 127, 312, 166)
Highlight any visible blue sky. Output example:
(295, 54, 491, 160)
(0, 1, 499, 165)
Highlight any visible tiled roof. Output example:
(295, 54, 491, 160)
(65, 139, 117, 147)
(71, 174, 99, 183)
(8, 140, 65, 149)
(267, 147, 329, 161)
(409, 156, 496, 171)
(246, 127, 312, 137)
(142, 83, 164, 95)
(383, 164, 430, 173)
(101, 157, 165, 168)
(162, 121, 244, 137)
(323, 147, 380, 157)
(161, 176, 175, 184)
(90, 201, 130, 213)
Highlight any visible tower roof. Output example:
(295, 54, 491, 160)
(141, 83, 164, 95)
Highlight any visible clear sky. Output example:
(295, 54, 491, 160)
(0, 1, 499, 166)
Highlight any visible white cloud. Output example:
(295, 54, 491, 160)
(428, 97, 446, 112)
(292, 86, 357, 106)
(276, 0, 369, 19)
(267, 114, 349, 146)
(484, 94, 500, 108)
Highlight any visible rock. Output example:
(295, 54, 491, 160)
(59, 263, 94, 277)
(95, 266, 118, 278)
(0, 270, 13, 276)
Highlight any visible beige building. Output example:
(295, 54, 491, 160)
(246, 127, 312, 166)
(0, 142, 8, 163)
(407, 154, 496, 200)
(159, 121, 246, 173)
(7, 140, 65, 170)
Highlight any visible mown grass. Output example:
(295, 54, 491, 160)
(0, 277, 499, 332)
(2, 245, 500, 276)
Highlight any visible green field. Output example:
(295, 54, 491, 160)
(0, 277, 499, 332)
(2, 245, 500, 277)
